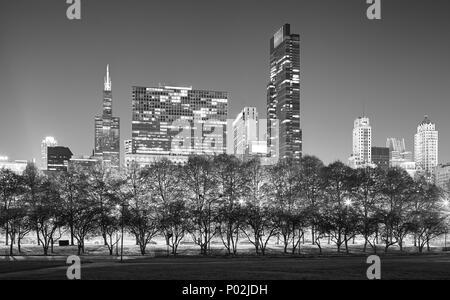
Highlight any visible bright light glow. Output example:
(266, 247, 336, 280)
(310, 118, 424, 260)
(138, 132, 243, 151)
(443, 200, 449, 207)
(344, 199, 352, 207)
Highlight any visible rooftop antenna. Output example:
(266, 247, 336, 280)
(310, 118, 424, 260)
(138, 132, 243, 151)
(362, 98, 366, 118)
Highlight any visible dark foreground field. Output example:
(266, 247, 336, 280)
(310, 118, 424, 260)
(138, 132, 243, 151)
(0, 254, 450, 280)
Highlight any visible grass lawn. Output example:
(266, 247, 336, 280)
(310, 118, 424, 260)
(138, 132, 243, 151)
(1, 254, 450, 280)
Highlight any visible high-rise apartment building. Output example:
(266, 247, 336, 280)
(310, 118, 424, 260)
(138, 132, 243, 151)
(94, 65, 120, 168)
(126, 86, 227, 167)
(40, 136, 58, 170)
(267, 24, 301, 163)
(414, 115, 438, 177)
(349, 116, 372, 169)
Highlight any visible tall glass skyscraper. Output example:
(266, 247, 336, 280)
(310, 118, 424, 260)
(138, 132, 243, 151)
(94, 65, 120, 168)
(267, 24, 302, 163)
(126, 85, 227, 166)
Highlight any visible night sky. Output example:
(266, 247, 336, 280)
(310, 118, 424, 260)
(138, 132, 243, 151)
(0, 0, 449, 165)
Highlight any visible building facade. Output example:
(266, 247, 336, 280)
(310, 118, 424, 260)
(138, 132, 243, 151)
(69, 156, 100, 171)
(94, 65, 120, 168)
(233, 107, 263, 156)
(386, 137, 413, 167)
(47, 146, 73, 172)
(0, 157, 29, 174)
(434, 163, 450, 190)
(267, 24, 302, 163)
(371, 147, 390, 171)
(349, 116, 372, 169)
(41, 136, 58, 170)
(126, 86, 228, 167)
(414, 115, 438, 178)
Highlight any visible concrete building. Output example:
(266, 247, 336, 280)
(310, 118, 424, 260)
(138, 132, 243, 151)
(414, 115, 438, 179)
(349, 116, 372, 169)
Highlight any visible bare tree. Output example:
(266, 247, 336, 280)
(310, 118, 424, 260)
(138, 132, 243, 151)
(30, 177, 63, 256)
(214, 155, 249, 255)
(241, 204, 277, 255)
(182, 156, 219, 255)
(379, 167, 415, 252)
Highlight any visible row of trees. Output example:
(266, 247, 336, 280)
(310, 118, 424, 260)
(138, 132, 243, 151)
(0, 154, 448, 256)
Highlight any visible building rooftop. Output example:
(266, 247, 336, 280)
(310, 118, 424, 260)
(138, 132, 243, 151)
(419, 115, 433, 126)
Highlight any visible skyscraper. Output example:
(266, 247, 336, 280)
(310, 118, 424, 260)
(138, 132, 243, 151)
(232, 107, 263, 157)
(47, 146, 73, 172)
(126, 85, 228, 167)
(267, 24, 302, 163)
(386, 137, 413, 167)
(40, 136, 58, 170)
(371, 147, 390, 171)
(94, 65, 120, 168)
(349, 116, 372, 169)
(414, 115, 438, 177)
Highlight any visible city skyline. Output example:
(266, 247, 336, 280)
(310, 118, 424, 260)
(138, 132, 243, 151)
(1, 0, 450, 165)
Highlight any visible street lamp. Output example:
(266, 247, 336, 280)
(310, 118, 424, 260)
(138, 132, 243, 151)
(344, 198, 352, 207)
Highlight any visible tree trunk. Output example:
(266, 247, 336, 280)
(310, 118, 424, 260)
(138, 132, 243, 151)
(70, 225, 74, 246)
(9, 235, 13, 256)
(5, 223, 9, 246)
(36, 229, 41, 246)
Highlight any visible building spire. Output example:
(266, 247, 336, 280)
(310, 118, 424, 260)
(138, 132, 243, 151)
(104, 64, 111, 91)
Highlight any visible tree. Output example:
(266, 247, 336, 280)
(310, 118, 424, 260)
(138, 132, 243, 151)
(158, 199, 190, 255)
(120, 164, 159, 256)
(353, 167, 384, 252)
(143, 160, 188, 255)
(0, 169, 22, 246)
(22, 163, 42, 246)
(266, 158, 301, 254)
(413, 211, 447, 253)
(71, 198, 101, 255)
(57, 166, 88, 246)
(298, 155, 324, 245)
(30, 177, 64, 256)
(320, 161, 356, 253)
(182, 156, 219, 255)
(241, 203, 277, 255)
(410, 179, 447, 252)
(87, 165, 114, 246)
(378, 167, 415, 252)
(214, 155, 249, 255)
